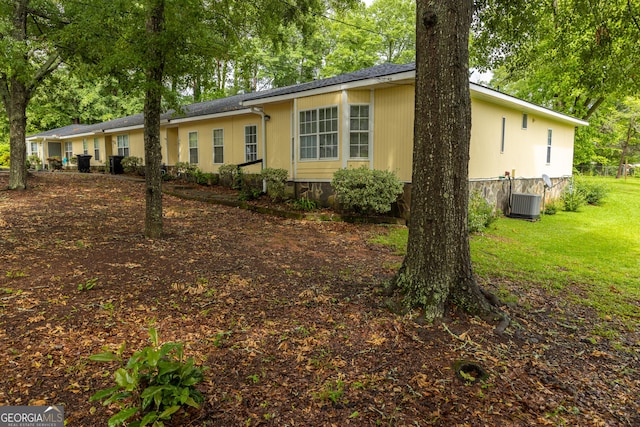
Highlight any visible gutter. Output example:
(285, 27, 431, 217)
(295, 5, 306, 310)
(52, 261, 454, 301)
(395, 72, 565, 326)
(250, 107, 268, 192)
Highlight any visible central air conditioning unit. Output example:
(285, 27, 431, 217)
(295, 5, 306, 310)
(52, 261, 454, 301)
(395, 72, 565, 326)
(509, 193, 541, 220)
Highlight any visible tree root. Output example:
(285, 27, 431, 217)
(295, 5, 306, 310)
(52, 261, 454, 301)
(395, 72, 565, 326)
(479, 287, 511, 335)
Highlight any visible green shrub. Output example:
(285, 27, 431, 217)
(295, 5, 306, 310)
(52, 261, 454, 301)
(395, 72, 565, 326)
(260, 168, 288, 201)
(218, 164, 240, 188)
(561, 186, 586, 212)
(175, 162, 199, 182)
(543, 199, 560, 215)
(575, 178, 609, 205)
(89, 328, 205, 427)
(332, 166, 404, 214)
(121, 156, 144, 174)
(194, 170, 218, 186)
(468, 191, 496, 233)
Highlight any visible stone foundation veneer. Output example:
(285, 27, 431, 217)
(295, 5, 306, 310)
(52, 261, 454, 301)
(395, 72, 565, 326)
(292, 176, 571, 220)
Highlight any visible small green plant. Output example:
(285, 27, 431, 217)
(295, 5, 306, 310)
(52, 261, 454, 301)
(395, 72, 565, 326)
(27, 154, 42, 170)
(78, 278, 98, 291)
(238, 186, 262, 201)
(332, 166, 404, 214)
(6, 270, 27, 279)
(260, 168, 288, 201)
(468, 191, 496, 233)
(89, 328, 205, 427)
(121, 156, 144, 174)
(288, 196, 317, 211)
(543, 199, 560, 215)
(314, 379, 345, 404)
(561, 185, 586, 212)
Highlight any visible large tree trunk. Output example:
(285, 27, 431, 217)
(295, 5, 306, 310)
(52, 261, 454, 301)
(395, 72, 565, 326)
(3, 0, 30, 190)
(393, 0, 502, 325)
(143, 0, 165, 238)
(6, 83, 29, 190)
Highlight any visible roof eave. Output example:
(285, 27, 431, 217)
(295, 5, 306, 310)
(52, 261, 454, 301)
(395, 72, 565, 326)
(470, 83, 589, 127)
(241, 70, 416, 106)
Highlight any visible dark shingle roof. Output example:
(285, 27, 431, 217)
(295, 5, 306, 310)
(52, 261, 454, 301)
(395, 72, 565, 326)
(28, 63, 416, 139)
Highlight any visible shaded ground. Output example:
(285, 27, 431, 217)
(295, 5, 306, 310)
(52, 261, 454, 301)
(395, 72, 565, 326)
(0, 173, 638, 426)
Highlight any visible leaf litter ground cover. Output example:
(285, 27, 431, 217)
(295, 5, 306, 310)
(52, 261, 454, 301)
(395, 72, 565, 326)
(0, 173, 638, 426)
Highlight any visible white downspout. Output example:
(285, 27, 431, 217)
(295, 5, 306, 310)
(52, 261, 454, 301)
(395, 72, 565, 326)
(250, 107, 268, 192)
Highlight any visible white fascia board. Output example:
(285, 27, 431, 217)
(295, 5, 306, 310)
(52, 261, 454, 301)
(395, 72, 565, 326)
(102, 124, 144, 134)
(470, 83, 589, 127)
(167, 109, 253, 124)
(241, 71, 416, 106)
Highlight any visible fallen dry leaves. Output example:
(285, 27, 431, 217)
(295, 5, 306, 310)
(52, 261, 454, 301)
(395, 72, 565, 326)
(0, 172, 638, 426)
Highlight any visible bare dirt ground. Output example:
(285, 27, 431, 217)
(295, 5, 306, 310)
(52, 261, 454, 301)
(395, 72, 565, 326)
(0, 172, 638, 426)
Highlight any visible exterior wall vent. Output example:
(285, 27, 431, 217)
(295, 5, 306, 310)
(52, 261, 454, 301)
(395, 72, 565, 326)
(509, 193, 541, 220)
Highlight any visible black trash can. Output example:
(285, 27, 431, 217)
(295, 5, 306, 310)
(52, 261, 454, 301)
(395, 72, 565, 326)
(76, 154, 92, 173)
(109, 155, 124, 174)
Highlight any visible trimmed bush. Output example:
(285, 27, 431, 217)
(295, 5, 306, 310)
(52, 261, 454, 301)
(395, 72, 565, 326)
(218, 164, 240, 188)
(332, 166, 404, 214)
(121, 156, 143, 174)
(260, 168, 288, 201)
(468, 191, 496, 233)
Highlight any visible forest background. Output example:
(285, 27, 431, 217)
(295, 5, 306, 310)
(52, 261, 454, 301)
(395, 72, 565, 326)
(0, 0, 639, 172)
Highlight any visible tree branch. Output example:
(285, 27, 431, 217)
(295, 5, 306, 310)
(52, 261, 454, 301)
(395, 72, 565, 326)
(27, 53, 62, 96)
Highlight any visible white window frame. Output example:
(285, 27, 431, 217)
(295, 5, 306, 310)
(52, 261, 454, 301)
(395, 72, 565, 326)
(245, 125, 258, 162)
(213, 128, 224, 164)
(82, 138, 89, 155)
(64, 141, 73, 161)
(29, 142, 38, 156)
(117, 135, 130, 157)
(299, 106, 339, 161)
(349, 104, 370, 159)
(522, 113, 528, 130)
(93, 137, 100, 161)
(188, 131, 199, 164)
(546, 129, 553, 164)
(500, 117, 506, 153)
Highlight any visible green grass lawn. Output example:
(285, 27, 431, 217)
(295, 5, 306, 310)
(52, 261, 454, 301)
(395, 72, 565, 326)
(374, 176, 640, 330)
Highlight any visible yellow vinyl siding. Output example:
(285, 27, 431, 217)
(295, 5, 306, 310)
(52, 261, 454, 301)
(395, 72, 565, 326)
(469, 98, 576, 179)
(372, 85, 415, 182)
(264, 102, 293, 175)
(347, 90, 370, 104)
(176, 113, 261, 173)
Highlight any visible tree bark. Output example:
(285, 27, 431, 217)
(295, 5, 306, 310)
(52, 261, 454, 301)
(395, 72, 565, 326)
(3, 0, 30, 190)
(2, 0, 61, 190)
(143, 0, 166, 238)
(393, 0, 503, 325)
(616, 116, 636, 179)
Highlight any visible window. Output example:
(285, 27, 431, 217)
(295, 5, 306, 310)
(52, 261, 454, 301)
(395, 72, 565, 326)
(349, 105, 369, 159)
(500, 117, 506, 153)
(29, 142, 38, 156)
(546, 129, 553, 164)
(188, 131, 198, 164)
(245, 125, 257, 162)
(299, 106, 338, 160)
(522, 113, 528, 130)
(93, 138, 100, 161)
(117, 135, 129, 157)
(64, 142, 73, 161)
(82, 138, 89, 155)
(213, 129, 224, 164)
